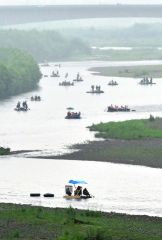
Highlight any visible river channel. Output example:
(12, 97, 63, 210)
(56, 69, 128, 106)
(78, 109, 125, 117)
(1, 60, 162, 216)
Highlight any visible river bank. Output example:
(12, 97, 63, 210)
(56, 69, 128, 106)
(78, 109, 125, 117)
(35, 138, 162, 169)
(89, 64, 162, 78)
(35, 118, 162, 169)
(0, 203, 162, 240)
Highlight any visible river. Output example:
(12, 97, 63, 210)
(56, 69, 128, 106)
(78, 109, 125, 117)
(1, 60, 162, 216)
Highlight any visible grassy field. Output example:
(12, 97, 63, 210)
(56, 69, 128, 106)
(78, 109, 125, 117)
(89, 118, 162, 140)
(0, 203, 162, 239)
(0, 147, 10, 155)
(89, 64, 162, 78)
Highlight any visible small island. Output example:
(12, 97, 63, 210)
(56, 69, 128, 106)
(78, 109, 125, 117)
(89, 65, 162, 78)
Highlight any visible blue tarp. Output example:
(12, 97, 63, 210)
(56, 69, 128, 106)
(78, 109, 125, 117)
(68, 180, 87, 185)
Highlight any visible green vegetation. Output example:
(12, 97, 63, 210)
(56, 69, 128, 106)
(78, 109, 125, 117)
(0, 147, 10, 155)
(0, 48, 41, 98)
(89, 64, 162, 78)
(89, 118, 162, 140)
(0, 203, 162, 239)
(1, 23, 162, 62)
(90, 48, 162, 61)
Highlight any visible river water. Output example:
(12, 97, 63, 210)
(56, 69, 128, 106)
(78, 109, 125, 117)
(1, 60, 162, 216)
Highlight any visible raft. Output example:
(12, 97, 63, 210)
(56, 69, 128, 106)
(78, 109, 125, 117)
(139, 82, 156, 85)
(64, 195, 92, 199)
(65, 114, 81, 119)
(86, 90, 104, 94)
(50, 74, 60, 78)
(108, 82, 118, 86)
(14, 107, 29, 112)
(59, 81, 74, 86)
(73, 78, 83, 82)
(64, 195, 81, 199)
(107, 107, 130, 112)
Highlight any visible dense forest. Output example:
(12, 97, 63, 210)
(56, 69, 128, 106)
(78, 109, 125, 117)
(0, 30, 91, 62)
(0, 48, 41, 98)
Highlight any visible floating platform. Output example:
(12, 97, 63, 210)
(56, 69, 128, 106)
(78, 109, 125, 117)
(14, 107, 29, 112)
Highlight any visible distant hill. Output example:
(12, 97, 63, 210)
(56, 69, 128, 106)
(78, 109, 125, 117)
(0, 4, 162, 26)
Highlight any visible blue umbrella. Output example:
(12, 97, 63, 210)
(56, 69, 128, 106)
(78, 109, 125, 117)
(68, 179, 87, 185)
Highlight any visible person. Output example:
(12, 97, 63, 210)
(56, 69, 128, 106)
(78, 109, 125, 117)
(74, 186, 82, 196)
(66, 187, 72, 196)
(91, 85, 94, 92)
(83, 188, 90, 197)
(16, 101, 21, 109)
(67, 111, 71, 117)
(77, 72, 80, 80)
(23, 101, 28, 110)
(150, 77, 152, 84)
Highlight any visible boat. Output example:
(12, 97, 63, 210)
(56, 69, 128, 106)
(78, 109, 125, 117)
(41, 61, 50, 67)
(54, 64, 61, 68)
(65, 111, 81, 119)
(59, 81, 74, 86)
(73, 73, 83, 82)
(14, 107, 29, 112)
(139, 77, 156, 85)
(31, 96, 41, 101)
(107, 105, 135, 112)
(14, 101, 29, 112)
(30, 193, 41, 197)
(63, 180, 93, 200)
(43, 193, 54, 197)
(108, 80, 118, 86)
(86, 85, 104, 94)
(50, 71, 60, 78)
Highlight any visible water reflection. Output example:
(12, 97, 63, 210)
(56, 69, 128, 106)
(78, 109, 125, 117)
(0, 157, 162, 217)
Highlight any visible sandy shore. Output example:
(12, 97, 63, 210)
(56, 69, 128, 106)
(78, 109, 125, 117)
(32, 138, 162, 169)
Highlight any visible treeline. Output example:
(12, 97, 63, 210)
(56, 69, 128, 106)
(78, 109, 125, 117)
(65, 23, 162, 47)
(0, 48, 41, 98)
(0, 30, 91, 62)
